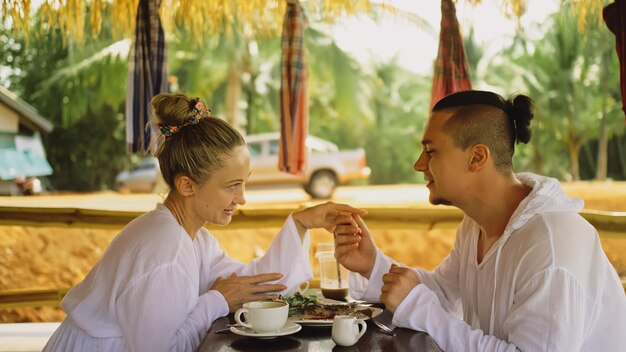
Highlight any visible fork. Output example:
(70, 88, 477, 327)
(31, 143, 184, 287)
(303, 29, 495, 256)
(355, 308, 396, 336)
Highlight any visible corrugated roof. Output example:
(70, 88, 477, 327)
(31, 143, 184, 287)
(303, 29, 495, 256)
(0, 86, 53, 133)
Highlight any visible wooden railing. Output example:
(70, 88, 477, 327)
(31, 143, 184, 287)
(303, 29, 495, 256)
(0, 288, 70, 309)
(0, 205, 624, 308)
(1, 205, 626, 232)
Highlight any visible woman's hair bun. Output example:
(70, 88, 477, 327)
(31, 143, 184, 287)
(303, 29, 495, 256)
(188, 97, 199, 111)
(151, 93, 195, 126)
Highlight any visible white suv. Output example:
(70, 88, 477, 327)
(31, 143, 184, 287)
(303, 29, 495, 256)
(116, 133, 371, 199)
(246, 132, 370, 198)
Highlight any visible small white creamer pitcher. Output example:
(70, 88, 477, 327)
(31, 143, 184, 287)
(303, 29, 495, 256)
(331, 315, 367, 346)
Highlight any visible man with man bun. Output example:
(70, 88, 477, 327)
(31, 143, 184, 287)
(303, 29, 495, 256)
(335, 90, 626, 351)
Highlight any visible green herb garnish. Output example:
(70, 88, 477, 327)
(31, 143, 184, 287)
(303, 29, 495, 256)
(279, 292, 318, 316)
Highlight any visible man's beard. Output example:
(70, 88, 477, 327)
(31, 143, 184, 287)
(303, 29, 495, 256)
(431, 197, 452, 206)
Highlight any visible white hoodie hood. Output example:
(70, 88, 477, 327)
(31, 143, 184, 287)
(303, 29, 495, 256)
(506, 172, 584, 233)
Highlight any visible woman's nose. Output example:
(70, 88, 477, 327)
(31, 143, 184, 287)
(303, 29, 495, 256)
(237, 185, 246, 205)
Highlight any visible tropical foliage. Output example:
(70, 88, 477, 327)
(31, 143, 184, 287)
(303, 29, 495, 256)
(0, 11, 129, 190)
(479, 6, 624, 180)
(1, 4, 624, 191)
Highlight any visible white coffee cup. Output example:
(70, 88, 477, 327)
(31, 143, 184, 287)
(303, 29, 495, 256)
(332, 315, 367, 346)
(234, 301, 289, 333)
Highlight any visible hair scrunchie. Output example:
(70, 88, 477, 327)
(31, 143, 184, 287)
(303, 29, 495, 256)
(158, 100, 212, 139)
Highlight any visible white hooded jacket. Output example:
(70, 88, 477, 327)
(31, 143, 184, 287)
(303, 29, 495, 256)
(350, 173, 626, 351)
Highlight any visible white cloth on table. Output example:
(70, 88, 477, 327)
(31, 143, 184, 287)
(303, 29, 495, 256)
(43, 203, 312, 352)
(350, 172, 626, 352)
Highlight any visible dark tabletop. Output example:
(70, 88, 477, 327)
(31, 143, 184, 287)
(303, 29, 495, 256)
(196, 308, 443, 352)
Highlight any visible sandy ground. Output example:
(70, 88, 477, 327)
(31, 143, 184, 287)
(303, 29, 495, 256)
(1, 182, 625, 323)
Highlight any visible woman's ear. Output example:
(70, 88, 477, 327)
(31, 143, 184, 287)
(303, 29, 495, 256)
(469, 144, 489, 172)
(174, 175, 195, 197)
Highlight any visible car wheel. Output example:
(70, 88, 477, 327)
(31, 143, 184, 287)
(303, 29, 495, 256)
(306, 170, 337, 199)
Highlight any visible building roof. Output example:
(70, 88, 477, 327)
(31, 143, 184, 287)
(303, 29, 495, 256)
(0, 85, 53, 133)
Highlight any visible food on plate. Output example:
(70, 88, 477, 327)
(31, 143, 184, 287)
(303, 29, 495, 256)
(277, 292, 318, 316)
(277, 292, 356, 320)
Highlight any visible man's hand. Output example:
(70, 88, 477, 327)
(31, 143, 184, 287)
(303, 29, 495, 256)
(380, 264, 421, 313)
(334, 215, 376, 278)
(210, 273, 286, 312)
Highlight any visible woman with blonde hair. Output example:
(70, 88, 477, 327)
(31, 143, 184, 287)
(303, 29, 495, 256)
(44, 93, 364, 351)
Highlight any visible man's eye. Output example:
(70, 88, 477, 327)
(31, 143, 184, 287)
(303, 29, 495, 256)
(425, 150, 434, 156)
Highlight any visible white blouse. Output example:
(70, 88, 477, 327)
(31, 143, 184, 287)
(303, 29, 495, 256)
(44, 204, 312, 352)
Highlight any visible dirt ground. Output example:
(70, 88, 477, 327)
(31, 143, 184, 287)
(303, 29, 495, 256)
(1, 181, 625, 323)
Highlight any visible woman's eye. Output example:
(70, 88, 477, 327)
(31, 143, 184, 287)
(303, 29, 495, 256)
(425, 150, 434, 157)
(228, 183, 241, 190)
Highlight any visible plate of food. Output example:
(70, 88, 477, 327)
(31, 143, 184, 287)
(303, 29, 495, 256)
(278, 292, 383, 327)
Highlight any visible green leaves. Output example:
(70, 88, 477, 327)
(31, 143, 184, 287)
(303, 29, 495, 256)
(278, 292, 318, 317)
(482, 6, 624, 180)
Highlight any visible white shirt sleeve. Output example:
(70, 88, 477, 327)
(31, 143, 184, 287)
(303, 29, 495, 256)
(348, 235, 463, 312)
(349, 224, 464, 308)
(116, 263, 229, 352)
(242, 214, 313, 294)
(393, 267, 587, 352)
(203, 215, 313, 295)
(414, 233, 462, 315)
(348, 248, 394, 302)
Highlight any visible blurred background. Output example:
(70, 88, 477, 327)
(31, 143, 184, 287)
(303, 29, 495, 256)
(1, 0, 624, 193)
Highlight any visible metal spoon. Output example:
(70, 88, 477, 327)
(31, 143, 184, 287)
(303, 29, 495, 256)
(214, 324, 244, 334)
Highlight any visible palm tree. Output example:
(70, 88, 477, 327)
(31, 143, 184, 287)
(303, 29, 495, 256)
(481, 8, 622, 180)
(590, 25, 623, 180)
(169, 20, 374, 148)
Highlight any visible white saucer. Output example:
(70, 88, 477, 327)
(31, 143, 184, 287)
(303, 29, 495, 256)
(230, 322, 302, 339)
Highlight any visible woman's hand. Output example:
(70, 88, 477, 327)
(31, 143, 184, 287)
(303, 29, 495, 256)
(334, 214, 377, 278)
(292, 202, 367, 233)
(210, 273, 286, 312)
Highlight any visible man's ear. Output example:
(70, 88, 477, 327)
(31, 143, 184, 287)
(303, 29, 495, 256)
(174, 175, 195, 197)
(469, 144, 489, 172)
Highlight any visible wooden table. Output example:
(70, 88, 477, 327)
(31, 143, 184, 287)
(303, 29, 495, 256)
(197, 309, 443, 351)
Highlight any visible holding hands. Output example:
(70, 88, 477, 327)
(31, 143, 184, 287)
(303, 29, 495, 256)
(302, 204, 424, 312)
(332, 212, 421, 312)
(334, 215, 377, 278)
(212, 202, 367, 313)
(380, 264, 421, 313)
(292, 202, 367, 233)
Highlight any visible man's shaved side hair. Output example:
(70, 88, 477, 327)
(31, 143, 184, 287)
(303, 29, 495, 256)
(432, 90, 534, 172)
